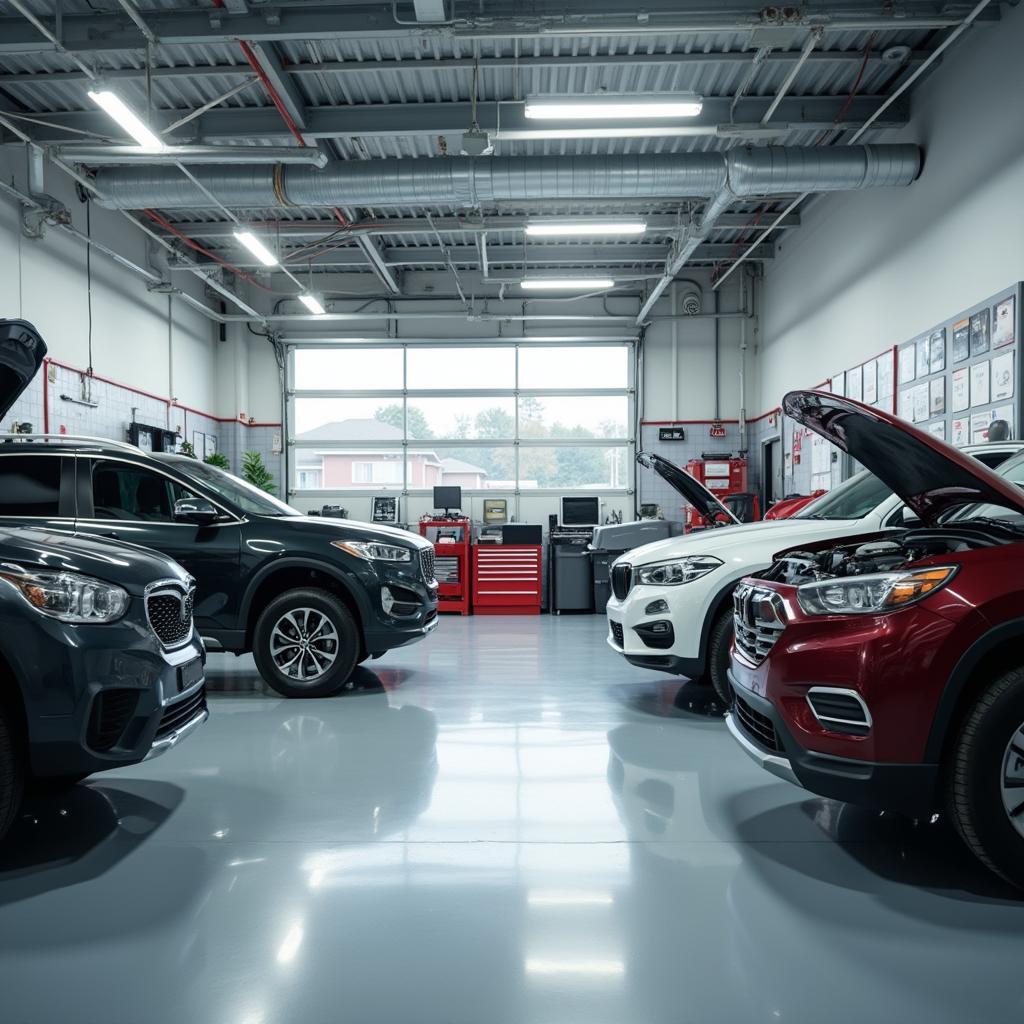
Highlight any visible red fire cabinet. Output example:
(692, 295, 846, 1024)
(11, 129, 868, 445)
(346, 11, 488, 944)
(684, 456, 750, 531)
(472, 545, 543, 615)
(419, 518, 472, 615)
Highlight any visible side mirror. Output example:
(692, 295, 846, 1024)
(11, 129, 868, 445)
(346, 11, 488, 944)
(174, 497, 219, 525)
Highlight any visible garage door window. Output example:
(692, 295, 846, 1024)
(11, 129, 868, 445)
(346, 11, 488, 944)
(289, 343, 633, 494)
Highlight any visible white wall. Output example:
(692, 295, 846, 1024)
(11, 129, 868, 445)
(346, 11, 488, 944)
(758, 8, 1024, 411)
(0, 147, 219, 415)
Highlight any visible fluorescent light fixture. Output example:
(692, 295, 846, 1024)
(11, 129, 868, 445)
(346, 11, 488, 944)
(86, 87, 165, 150)
(524, 93, 702, 120)
(234, 230, 279, 267)
(521, 278, 615, 291)
(298, 293, 326, 315)
(526, 221, 647, 237)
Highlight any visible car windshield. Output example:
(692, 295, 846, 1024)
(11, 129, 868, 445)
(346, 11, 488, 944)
(174, 460, 302, 517)
(792, 469, 893, 521)
(948, 449, 1024, 526)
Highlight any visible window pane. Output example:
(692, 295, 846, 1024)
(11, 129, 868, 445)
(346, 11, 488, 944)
(519, 446, 629, 489)
(92, 461, 191, 521)
(292, 348, 403, 391)
(406, 447, 515, 490)
(407, 347, 515, 390)
(0, 455, 61, 516)
(519, 395, 629, 439)
(518, 346, 629, 389)
(409, 397, 516, 440)
(294, 449, 404, 491)
(294, 397, 405, 441)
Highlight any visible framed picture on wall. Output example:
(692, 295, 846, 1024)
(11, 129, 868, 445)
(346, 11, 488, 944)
(912, 383, 929, 423)
(898, 344, 916, 384)
(992, 350, 1015, 401)
(862, 360, 878, 405)
(929, 328, 946, 374)
(970, 308, 991, 356)
(970, 360, 990, 407)
(971, 410, 994, 443)
(830, 370, 846, 396)
(993, 295, 1016, 348)
(952, 368, 969, 412)
(952, 319, 970, 363)
(915, 336, 930, 378)
(846, 363, 863, 402)
(877, 353, 894, 401)
(929, 377, 945, 415)
(952, 418, 969, 446)
(927, 421, 947, 440)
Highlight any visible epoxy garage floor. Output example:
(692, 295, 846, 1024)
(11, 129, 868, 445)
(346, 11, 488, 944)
(1, 616, 1022, 1024)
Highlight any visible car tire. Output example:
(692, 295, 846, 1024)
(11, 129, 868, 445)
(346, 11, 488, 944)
(706, 607, 735, 707)
(947, 666, 1024, 889)
(0, 702, 24, 842)
(253, 588, 360, 699)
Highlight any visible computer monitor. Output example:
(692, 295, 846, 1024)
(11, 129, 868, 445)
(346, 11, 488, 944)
(433, 485, 462, 513)
(559, 495, 600, 528)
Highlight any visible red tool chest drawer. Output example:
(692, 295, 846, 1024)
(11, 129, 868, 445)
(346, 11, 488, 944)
(472, 545, 542, 615)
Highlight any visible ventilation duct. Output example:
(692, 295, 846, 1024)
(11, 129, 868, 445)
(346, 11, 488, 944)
(91, 146, 920, 211)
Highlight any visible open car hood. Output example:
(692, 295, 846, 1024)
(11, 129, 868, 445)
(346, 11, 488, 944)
(783, 390, 1024, 525)
(0, 320, 47, 419)
(636, 451, 740, 526)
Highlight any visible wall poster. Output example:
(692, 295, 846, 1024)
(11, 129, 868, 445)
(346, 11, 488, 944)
(970, 308, 991, 356)
(830, 370, 846, 397)
(971, 410, 994, 443)
(994, 295, 1016, 349)
(927, 421, 947, 440)
(846, 363, 863, 402)
(930, 377, 945, 416)
(952, 319, 971, 363)
(992, 350, 1015, 402)
(898, 344, 916, 384)
(915, 336, 930, 378)
(877, 354, 895, 402)
(952, 368, 969, 412)
(929, 328, 947, 374)
(862, 360, 878, 405)
(912, 383, 929, 423)
(952, 418, 969, 446)
(970, 360, 990, 407)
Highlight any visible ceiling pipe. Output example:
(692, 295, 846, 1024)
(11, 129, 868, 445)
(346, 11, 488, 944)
(635, 143, 921, 323)
(52, 144, 330, 166)
(90, 146, 919, 211)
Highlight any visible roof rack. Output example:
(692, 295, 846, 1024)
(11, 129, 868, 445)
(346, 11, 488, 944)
(0, 433, 141, 454)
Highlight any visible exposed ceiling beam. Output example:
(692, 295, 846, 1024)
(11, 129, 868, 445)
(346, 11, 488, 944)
(242, 41, 311, 136)
(7, 96, 907, 145)
(162, 213, 800, 238)
(0, 2, 996, 54)
(355, 235, 402, 293)
(0, 48, 931, 85)
(193, 241, 774, 269)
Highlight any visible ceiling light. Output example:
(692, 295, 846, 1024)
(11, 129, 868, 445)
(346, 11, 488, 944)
(521, 278, 615, 291)
(526, 221, 647, 237)
(86, 87, 164, 150)
(524, 93, 702, 120)
(298, 293, 326, 315)
(234, 230, 279, 267)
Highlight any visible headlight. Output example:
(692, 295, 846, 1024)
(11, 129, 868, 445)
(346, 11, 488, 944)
(635, 555, 723, 586)
(0, 564, 128, 623)
(332, 540, 412, 563)
(797, 566, 958, 616)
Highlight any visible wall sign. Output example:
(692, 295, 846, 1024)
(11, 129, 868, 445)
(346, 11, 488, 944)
(658, 427, 686, 441)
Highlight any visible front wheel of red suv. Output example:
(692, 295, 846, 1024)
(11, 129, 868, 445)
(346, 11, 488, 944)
(947, 666, 1024, 890)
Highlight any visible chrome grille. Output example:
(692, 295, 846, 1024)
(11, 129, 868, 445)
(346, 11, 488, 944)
(732, 583, 785, 665)
(156, 685, 207, 740)
(611, 563, 633, 601)
(420, 547, 436, 583)
(146, 581, 196, 649)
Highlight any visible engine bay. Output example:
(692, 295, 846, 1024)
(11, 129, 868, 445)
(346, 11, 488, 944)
(769, 527, 1009, 585)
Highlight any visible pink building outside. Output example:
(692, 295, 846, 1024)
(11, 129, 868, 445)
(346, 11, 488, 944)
(294, 419, 488, 489)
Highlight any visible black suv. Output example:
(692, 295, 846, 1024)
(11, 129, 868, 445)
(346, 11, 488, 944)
(0, 320, 207, 839)
(0, 416, 439, 698)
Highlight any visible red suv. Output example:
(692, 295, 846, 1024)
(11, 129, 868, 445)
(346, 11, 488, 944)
(728, 389, 1024, 889)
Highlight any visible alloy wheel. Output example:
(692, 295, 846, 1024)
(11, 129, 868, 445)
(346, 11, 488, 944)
(270, 608, 339, 683)
(1000, 723, 1024, 838)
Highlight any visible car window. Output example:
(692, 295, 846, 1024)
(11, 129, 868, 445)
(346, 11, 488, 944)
(0, 455, 62, 517)
(90, 460, 196, 522)
(792, 469, 893, 521)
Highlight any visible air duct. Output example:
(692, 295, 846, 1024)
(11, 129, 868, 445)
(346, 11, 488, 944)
(90, 145, 920, 211)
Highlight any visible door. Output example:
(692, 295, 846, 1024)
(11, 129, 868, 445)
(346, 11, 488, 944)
(74, 456, 242, 631)
(0, 452, 76, 532)
(762, 439, 782, 509)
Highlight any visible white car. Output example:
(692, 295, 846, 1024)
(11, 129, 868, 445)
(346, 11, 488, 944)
(607, 443, 1023, 703)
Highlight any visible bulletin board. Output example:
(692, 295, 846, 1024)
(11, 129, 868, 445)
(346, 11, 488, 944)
(895, 284, 1021, 447)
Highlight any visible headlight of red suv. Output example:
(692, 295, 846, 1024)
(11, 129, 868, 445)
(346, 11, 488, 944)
(797, 565, 958, 616)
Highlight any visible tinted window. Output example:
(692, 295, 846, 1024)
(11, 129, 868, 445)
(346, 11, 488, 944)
(91, 461, 194, 522)
(0, 455, 62, 517)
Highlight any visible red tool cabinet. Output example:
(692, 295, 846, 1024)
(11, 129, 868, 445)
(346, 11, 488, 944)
(472, 545, 542, 615)
(419, 518, 471, 615)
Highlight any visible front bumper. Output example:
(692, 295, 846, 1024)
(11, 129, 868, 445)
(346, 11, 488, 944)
(727, 668, 940, 816)
(363, 564, 440, 656)
(606, 582, 706, 677)
(15, 609, 208, 779)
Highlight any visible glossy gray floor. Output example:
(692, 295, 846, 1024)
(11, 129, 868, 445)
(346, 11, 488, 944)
(2, 616, 1022, 1023)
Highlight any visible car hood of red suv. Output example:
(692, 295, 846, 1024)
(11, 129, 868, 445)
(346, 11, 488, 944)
(783, 389, 1024, 526)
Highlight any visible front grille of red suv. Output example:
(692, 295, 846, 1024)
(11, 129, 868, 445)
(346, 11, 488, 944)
(732, 583, 785, 665)
(734, 693, 784, 753)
